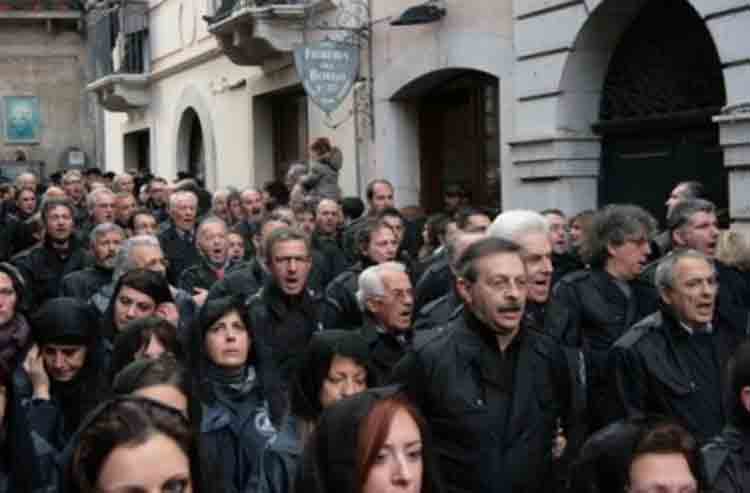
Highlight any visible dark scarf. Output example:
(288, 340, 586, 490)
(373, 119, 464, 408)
(204, 362, 257, 416)
(0, 315, 30, 381)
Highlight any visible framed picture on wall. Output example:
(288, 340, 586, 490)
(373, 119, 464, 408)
(4, 96, 40, 144)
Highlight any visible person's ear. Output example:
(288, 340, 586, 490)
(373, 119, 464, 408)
(456, 277, 472, 305)
(741, 386, 750, 413)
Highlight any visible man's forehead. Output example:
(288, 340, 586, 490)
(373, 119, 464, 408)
(133, 245, 162, 258)
(273, 240, 308, 256)
(674, 256, 714, 277)
(0, 273, 14, 287)
(477, 252, 525, 274)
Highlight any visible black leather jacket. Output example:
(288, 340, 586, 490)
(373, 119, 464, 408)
(12, 237, 88, 309)
(610, 308, 748, 443)
(392, 311, 577, 493)
(59, 264, 112, 300)
(545, 268, 659, 429)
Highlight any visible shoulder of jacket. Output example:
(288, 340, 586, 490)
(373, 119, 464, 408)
(559, 269, 592, 284)
(614, 312, 663, 349)
(413, 319, 460, 352)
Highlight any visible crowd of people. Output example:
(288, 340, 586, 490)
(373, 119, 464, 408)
(0, 152, 749, 493)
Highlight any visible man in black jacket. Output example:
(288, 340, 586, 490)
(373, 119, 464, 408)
(12, 197, 88, 309)
(247, 227, 323, 423)
(356, 261, 414, 383)
(702, 340, 750, 492)
(393, 237, 577, 493)
(545, 204, 659, 431)
(611, 249, 747, 443)
(158, 190, 201, 285)
(59, 222, 125, 300)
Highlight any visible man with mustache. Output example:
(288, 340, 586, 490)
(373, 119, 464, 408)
(59, 223, 125, 300)
(356, 261, 414, 383)
(611, 249, 747, 443)
(545, 204, 659, 432)
(392, 237, 577, 493)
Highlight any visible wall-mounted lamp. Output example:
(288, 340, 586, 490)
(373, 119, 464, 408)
(390, 0, 446, 26)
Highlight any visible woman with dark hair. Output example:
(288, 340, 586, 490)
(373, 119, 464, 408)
(0, 263, 31, 384)
(256, 330, 374, 493)
(101, 268, 175, 341)
(109, 316, 182, 380)
(227, 190, 244, 227)
(297, 387, 442, 493)
(21, 297, 109, 450)
(67, 396, 207, 493)
(190, 296, 276, 493)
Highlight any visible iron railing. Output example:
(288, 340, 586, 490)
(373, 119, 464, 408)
(87, 0, 148, 81)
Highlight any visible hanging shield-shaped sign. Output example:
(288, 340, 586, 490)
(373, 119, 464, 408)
(294, 40, 360, 114)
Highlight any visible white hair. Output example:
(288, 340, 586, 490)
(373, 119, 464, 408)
(86, 187, 115, 212)
(487, 210, 549, 242)
(168, 190, 197, 211)
(356, 261, 406, 311)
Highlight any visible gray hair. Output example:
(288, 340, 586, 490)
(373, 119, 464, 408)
(285, 162, 308, 185)
(654, 249, 714, 292)
(212, 188, 230, 206)
(112, 173, 134, 193)
(168, 190, 197, 211)
(89, 222, 125, 247)
(264, 227, 310, 263)
(446, 232, 486, 269)
(113, 234, 162, 283)
(667, 199, 716, 232)
(197, 215, 228, 238)
(487, 210, 549, 242)
(86, 187, 115, 212)
(584, 204, 657, 268)
(356, 261, 407, 311)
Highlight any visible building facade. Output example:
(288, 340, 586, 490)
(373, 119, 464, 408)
(0, 1, 98, 180)
(91, 0, 750, 224)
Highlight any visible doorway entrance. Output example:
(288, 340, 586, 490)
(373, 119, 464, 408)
(417, 71, 500, 213)
(597, 0, 726, 224)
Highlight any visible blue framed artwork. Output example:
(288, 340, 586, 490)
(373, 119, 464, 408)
(4, 96, 40, 143)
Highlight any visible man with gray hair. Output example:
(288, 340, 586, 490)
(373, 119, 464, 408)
(643, 198, 750, 323)
(488, 210, 554, 331)
(545, 204, 660, 431)
(158, 190, 201, 285)
(356, 261, 414, 382)
(611, 249, 746, 443)
(178, 216, 239, 294)
(90, 234, 198, 332)
(59, 223, 125, 300)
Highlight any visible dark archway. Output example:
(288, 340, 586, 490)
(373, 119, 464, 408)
(396, 69, 500, 213)
(177, 108, 206, 182)
(597, 0, 727, 223)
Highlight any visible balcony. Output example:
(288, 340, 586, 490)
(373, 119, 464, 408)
(205, 0, 334, 66)
(85, 1, 151, 112)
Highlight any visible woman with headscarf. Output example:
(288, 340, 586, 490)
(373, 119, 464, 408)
(255, 330, 374, 493)
(21, 297, 110, 451)
(190, 295, 276, 493)
(296, 387, 443, 493)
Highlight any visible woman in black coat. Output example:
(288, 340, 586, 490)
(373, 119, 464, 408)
(21, 297, 110, 451)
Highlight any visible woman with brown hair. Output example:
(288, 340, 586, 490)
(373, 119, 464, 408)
(296, 387, 442, 493)
(67, 396, 209, 493)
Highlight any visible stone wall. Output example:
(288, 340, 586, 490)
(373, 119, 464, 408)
(0, 20, 96, 176)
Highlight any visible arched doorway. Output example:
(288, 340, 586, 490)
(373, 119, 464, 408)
(396, 69, 500, 213)
(596, 0, 727, 223)
(177, 107, 206, 182)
